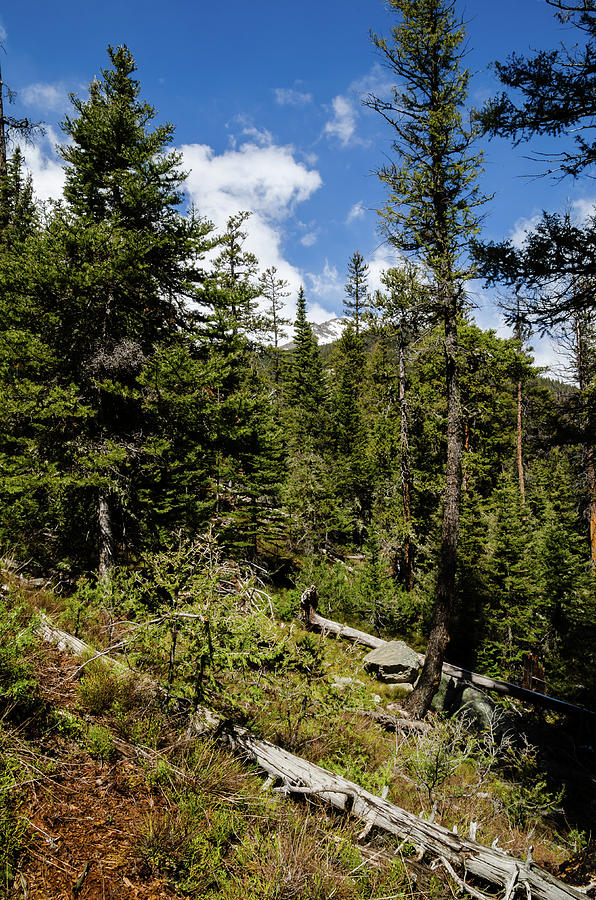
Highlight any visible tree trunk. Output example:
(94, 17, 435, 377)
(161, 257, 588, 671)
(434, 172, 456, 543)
(587, 445, 596, 569)
(517, 379, 526, 503)
(399, 339, 414, 590)
(98, 491, 115, 578)
(405, 290, 462, 718)
(0, 63, 6, 178)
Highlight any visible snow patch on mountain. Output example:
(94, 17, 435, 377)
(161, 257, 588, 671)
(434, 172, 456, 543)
(281, 317, 347, 349)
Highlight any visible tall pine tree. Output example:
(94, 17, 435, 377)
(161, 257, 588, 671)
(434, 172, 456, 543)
(34, 45, 211, 574)
(366, 0, 486, 716)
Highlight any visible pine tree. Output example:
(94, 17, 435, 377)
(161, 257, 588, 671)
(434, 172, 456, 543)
(34, 45, 211, 574)
(374, 263, 431, 588)
(285, 286, 325, 423)
(478, 0, 596, 179)
(329, 323, 370, 544)
(0, 55, 39, 178)
(366, 0, 486, 716)
(212, 211, 265, 337)
(344, 250, 370, 336)
(259, 265, 291, 384)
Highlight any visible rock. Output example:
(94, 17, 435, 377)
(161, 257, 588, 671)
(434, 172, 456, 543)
(430, 674, 461, 714)
(363, 641, 421, 684)
(458, 686, 496, 729)
(431, 675, 497, 728)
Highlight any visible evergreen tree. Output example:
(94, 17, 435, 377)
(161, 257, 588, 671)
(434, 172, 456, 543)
(212, 211, 265, 337)
(0, 56, 40, 178)
(285, 286, 325, 424)
(344, 250, 370, 336)
(329, 323, 370, 544)
(374, 263, 431, 588)
(32, 45, 211, 573)
(478, 0, 596, 179)
(366, 0, 486, 716)
(259, 266, 291, 384)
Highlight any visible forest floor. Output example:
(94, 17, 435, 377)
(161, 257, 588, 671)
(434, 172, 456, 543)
(2, 573, 596, 899)
(16, 646, 178, 899)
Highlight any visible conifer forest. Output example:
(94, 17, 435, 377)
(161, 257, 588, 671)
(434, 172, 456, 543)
(0, 2, 596, 898)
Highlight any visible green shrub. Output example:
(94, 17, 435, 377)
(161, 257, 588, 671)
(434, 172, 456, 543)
(76, 658, 120, 715)
(0, 756, 28, 897)
(0, 601, 41, 723)
(85, 724, 116, 763)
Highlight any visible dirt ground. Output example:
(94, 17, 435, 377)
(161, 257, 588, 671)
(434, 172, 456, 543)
(15, 647, 179, 900)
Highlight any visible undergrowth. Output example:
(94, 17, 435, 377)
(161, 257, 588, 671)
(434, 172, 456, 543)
(0, 552, 593, 897)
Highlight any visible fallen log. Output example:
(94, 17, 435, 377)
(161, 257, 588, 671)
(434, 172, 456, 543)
(36, 613, 588, 900)
(226, 725, 586, 900)
(300, 588, 596, 719)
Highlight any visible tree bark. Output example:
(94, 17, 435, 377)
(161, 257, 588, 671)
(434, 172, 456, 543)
(98, 491, 115, 578)
(587, 445, 596, 569)
(405, 290, 462, 718)
(399, 339, 414, 589)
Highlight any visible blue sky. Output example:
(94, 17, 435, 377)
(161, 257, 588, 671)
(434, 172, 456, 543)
(1, 0, 592, 367)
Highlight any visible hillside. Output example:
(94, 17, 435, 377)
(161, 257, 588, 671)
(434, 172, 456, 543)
(1, 567, 594, 899)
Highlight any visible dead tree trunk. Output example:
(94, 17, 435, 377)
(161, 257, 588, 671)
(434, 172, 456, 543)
(98, 491, 115, 578)
(226, 726, 587, 900)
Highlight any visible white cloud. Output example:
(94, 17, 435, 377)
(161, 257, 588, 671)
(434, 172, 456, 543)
(509, 213, 542, 250)
(239, 124, 274, 147)
(0, 23, 7, 43)
(22, 128, 65, 203)
(351, 64, 393, 102)
(324, 95, 357, 147)
(305, 260, 342, 301)
(300, 231, 318, 247)
(346, 201, 365, 224)
(182, 140, 321, 225)
(323, 64, 393, 149)
(366, 243, 406, 294)
(274, 87, 313, 107)
(21, 82, 70, 112)
(572, 196, 596, 223)
(181, 137, 333, 322)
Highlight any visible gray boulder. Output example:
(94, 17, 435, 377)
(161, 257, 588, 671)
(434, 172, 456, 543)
(363, 641, 421, 684)
(458, 686, 497, 729)
(431, 675, 496, 728)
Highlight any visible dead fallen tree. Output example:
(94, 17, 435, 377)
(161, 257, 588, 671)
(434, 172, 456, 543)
(226, 726, 588, 900)
(36, 614, 589, 900)
(300, 587, 596, 719)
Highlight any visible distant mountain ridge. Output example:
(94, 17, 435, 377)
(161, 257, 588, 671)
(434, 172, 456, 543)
(281, 317, 347, 350)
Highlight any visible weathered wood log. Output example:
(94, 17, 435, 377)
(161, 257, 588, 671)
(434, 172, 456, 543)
(300, 587, 384, 649)
(225, 725, 586, 900)
(36, 614, 588, 900)
(300, 587, 596, 719)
